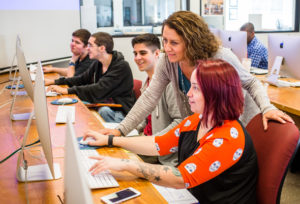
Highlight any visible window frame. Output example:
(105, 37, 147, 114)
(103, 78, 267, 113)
(199, 0, 299, 33)
(80, 0, 189, 37)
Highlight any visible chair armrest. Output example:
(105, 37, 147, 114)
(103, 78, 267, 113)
(85, 103, 122, 108)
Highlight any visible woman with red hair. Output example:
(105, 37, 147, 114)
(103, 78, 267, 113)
(84, 60, 258, 204)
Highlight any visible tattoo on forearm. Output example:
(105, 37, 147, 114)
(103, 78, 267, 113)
(171, 166, 182, 177)
(136, 162, 150, 179)
(163, 166, 169, 173)
(154, 176, 161, 181)
(135, 162, 180, 183)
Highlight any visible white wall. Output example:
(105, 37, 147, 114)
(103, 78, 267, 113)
(0, 1, 80, 69)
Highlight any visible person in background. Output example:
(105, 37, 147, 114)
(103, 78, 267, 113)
(96, 11, 292, 138)
(45, 32, 135, 121)
(240, 22, 268, 69)
(84, 60, 258, 204)
(43, 29, 95, 77)
(131, 33, 181, 166)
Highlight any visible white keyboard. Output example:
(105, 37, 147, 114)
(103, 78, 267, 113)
(79, 149, 119, 189)
(30, 73, 36, 81)
(268, 79, 300, 87)
(55, 106, 75, 123)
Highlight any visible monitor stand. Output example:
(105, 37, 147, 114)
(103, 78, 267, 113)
(16, 112, 62, 182)
(8, 54, 17, 81)
(11, 91, 27, 96)
(9, 77, 32, 120)
(266, 56, 284, 86)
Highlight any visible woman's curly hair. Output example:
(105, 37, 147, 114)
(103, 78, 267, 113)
(162, 11, 220, 65)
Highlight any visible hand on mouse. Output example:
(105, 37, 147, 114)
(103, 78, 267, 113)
(83, 130, 108, 146)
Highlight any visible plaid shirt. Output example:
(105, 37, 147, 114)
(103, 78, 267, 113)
(248, 36, 268, 69)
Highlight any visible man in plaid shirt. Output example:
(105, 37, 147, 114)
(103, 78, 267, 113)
(240, 22, 268, 69)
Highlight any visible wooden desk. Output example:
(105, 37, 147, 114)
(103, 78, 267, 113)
(267, 85, 300, 116)
(254, 74, 300, 116)
(0, 73, 166, 204)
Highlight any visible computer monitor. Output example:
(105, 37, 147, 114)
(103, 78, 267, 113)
(219, 30, 247, 62)
(16, 61, 61, 182)
(16, 42, 34, 100)
(268, 34, 300, 80)
(64, 119, 93, 204)
(209, 27, 220, 38)
(9, 35, 21, 81)
(9, 42, 35, 120)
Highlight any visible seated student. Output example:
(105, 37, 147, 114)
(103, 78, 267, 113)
(43, 29, 95, 77)
(45, 32, 135, 120)
(130, 33, 181, 166)
(84, 60, 258, 204)
(240, 22, 268, 69)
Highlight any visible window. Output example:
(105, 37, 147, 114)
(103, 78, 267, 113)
(202, 0, 298, 32)
(80, 0, 184, 36)
(95, 0, 113, 27)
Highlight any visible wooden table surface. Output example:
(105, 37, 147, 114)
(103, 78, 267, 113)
(255, 74, 300, 116)
(0, 73, 166, 204)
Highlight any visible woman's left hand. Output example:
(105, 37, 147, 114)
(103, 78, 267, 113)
(83, 130, 108, 146)
(262, 109, 294, 130)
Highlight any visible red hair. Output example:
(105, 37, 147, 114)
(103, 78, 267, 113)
(195, 59, 244, 127)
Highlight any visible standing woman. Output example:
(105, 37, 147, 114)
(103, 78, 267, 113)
(98, 11, 293, 137)
(84, 60, 258, 203)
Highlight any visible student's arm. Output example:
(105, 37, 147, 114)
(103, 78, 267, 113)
(89, 156, 185, 189)
(66, 66, 75, 77)
(66, 55, 80, 77)
(153, 83, 182, 136)
(43, 66, 69, 76)
(84, 130, 159, 155)
(85, 127, 185, 188)
(114, 57, 172, 136)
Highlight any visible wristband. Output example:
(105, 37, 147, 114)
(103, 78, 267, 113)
(69, 62, 75, 66)
(108, 135, 114, 147)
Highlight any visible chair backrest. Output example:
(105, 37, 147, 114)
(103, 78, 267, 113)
(246, 113, 299, 204)
(133, 79, 142, 99)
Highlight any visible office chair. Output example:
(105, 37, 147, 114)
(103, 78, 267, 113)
(133, 79, 142, 99)
(246, 113, 300, 204)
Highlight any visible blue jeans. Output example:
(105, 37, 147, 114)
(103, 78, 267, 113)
(98, 106, 124, 123)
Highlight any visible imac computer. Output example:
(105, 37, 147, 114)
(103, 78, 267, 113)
(9, 35, 21, 81)
(10, 42, 35, 120)
(16, 61, 61, 182)
(209, 27, 220, 39)
(64, 118, 93, 204)
(268, 34, 300, 80)
(219, 30, 247, 62)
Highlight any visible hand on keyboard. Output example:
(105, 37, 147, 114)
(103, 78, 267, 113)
(79, 149, 119, 189)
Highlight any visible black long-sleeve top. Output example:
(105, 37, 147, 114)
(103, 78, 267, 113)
(55, 51, 136, 115)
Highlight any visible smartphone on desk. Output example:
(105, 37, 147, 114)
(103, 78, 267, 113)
(101, 187, 141, 204)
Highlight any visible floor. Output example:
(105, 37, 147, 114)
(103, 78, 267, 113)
(281, 170, 300, 203)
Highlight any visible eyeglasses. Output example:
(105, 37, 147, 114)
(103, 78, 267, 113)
(87, 43, 99, 48)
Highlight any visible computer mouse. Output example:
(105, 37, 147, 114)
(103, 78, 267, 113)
(79, 137, 96, 145)
(57, 97, 73, 104)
